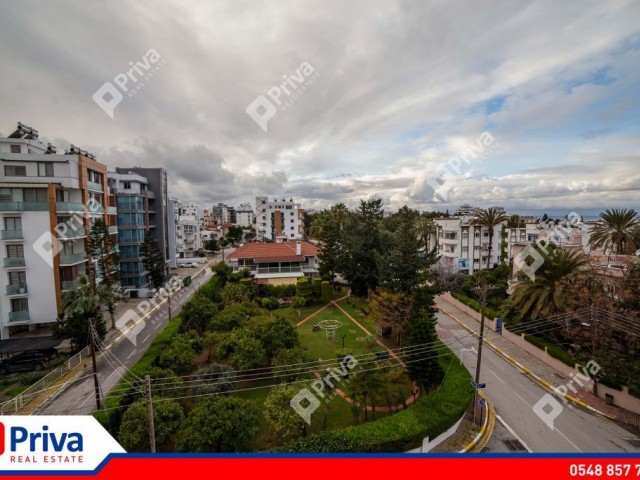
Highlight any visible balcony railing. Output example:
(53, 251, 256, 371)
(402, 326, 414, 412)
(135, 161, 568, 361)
(3, 257, 25, 267)
(61, 279, 80, 290)
(56, 202, 85, 212)
(107, 206, 117, 214)
(0, 202, 48, 212)
(60, 227, 86, 239)
(0, 230, 23, 240)
(59, 252, 87, 265)
(87, 181, 103, 192)
(255, 266, 303, 274)
(108, 226, 118, 234)
(8, 311, 30, 322)
(6, 284, 27, 295)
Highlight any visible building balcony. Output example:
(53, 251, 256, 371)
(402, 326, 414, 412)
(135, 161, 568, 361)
(442, 251, 458, 258)
(0, 230, 23, 240)
(107, 206, 118, 214)
(61, 279, 80, 291)
(3, 257, 25, 268)
(255, 266, 303, 274)
(60, 227, 86, 239)
(9, 311, 30, 322)
(6, 284, 27, 295)
(0, 202, 48, 212)
(87, 181, 103, 192)
(56, 202, 85, 212)
(59, 252, 87, 265)
(108, 226, 118, 234)
(89, 205, 104, 214)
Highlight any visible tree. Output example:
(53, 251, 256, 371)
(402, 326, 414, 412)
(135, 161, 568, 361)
(211, 261, 232, 284)
(511, 245, 590, 320)
(204, 239, 220, 252)
(88, 219, 120, 329)
(57, 275, 107, 349)
(156, 333, 198, 374)
(313, 204, 348, 283)
(264, 384, 316, 439)
(209, 303, 256, 332)
(142, 231, 165, 288)
(176, 396, 259, 452)
(254, 316, 299, 357)
(321, 281, 332, 302)
(118, 399, 184, 452)
(339, 198, 385, 296)
(404, 287, 443, 391)
(473, 207, 508, 270)
(377, 206, 439, 294)
(368, 290, 412, 345)
(180, 295, 216, 334)
(192, 364, 236, 396)
(271, 348, 311, 382)
(217, 329, 266, 369)
(221, 282, 253, 305)
(291, 295, 307, 308)
(415, 213, 437, 252)
(227, 225, 244, 243)
(588, 208, 639, 255)
(296, 277, 313, 303)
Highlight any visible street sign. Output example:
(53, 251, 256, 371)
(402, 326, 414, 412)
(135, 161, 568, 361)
(471, 380, 486, 389)
(479, 398, 486, 406)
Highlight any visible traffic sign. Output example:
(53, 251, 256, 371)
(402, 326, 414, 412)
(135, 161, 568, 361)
(470, 380, 486, 389)
(479, 398, 486, 406)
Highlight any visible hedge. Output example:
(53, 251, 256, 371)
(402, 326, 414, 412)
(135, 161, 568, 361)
(277, 342, 473, 452)
(520, 333, 575, 367)
(451, 292, 499, 320)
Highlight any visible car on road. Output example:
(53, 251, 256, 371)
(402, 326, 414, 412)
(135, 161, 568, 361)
(180, 262, 199, 268)
(0, 349, 57, 375)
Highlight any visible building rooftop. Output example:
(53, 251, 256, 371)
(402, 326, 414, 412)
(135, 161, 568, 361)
(227, 241, 318, 261)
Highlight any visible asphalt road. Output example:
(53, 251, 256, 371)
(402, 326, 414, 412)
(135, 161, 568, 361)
(435, 308, 640, 453)
(37, 255, 222, 416)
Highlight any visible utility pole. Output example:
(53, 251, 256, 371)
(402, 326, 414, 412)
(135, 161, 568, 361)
(473, 280, 490, 425)
(167, 288, 172, 322)
(89, 319, 101, 410)
(145, 375, 156, 453)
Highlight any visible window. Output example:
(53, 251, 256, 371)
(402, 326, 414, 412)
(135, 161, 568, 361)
(10, 145, 21, 153)
(8, 271, 26, 286)
(4, 217, 21, 231)
(23, 189, 47, 203)
(87, 169, 103, 184)
(4, 166, 26, 176)
(123, 182, 131, 189)
(290, 219, 294, 223)
(37, 163, 54, 176)
(290, 226, 294, 230)
(56, 189, 69, 202)
(11, 298, 28, 312)
(6, 244, 24, 258)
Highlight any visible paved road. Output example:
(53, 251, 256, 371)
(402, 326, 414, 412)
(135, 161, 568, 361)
(37, 255, 222, 415)
(436, 310, 640, 453)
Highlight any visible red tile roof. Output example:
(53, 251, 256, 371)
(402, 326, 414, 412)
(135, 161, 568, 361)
(227, 241, 318, 261)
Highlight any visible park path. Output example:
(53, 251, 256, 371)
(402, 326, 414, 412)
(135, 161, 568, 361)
(295, 295, 349, 327)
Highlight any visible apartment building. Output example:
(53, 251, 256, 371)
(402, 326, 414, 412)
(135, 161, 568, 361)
(0, 123, 115, 339)
(430, 215, 504, 274)
(114, 167, 170, 279)
(175, 200, 203, 258)
(235, 203, 254, 228)
(211, 202, 235, 224)
(256, 197, 304, 241)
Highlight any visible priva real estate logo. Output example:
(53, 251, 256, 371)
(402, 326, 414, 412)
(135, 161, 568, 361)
(0, 421, 84, 465)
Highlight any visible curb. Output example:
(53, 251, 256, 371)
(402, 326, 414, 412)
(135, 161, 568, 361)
(439, 307, 616, 422)
(459, 391, 495, 452)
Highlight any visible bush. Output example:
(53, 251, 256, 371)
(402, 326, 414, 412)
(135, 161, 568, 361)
(451, 292, 499, 319)
(296, 277, 313, 303)
(259, 284, 296, 299)
(260, 297, 279, 311)
(211, 262, 232, 284)
(321, 281, 332, 302)
(520, 333, 576, 367)
(277, 344, 472, 452)
(291, 295, 307, 308)
(312, 278, 322, 298)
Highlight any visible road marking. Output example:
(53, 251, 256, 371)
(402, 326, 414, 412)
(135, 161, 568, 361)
(79, 394, 94, 408)
(142, 334, 151, 343)
(126, 349, 137, 360)
(490, 370, 507, 385)
(495, 414, 533, 452)
(154, 323, 161, 330)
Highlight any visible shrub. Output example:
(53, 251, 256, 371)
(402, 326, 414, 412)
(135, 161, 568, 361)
(520, 333, 576, 367)
(312, 278, 322, 298)
(260, 297, 279, 311)
(296, 277, 313, 303)
(291, 295, 307, 308)
(321, 281, 332, 302)
(451, 292, 499, 319)
(192, 364, 236, 396)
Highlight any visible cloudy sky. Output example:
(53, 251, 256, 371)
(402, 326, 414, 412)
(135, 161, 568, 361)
(1, 0, 639, 214)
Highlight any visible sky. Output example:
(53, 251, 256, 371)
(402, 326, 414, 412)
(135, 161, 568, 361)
(1, 0, 639, 215)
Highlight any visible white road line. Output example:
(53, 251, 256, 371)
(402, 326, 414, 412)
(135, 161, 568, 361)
(142, 334, 151, 343)
(154, 323, 161, 330)
(105, 368, 120, 382)
(496, 414, 533, 452)
(79, 394, 93, 407)
(126, 349, 137, 360)
(490, 370, 507, 385)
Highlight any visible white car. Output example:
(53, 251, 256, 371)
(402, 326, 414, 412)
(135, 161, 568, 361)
(181, 262, 199, 268)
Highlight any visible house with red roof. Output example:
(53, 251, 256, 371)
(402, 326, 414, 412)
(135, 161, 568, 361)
(226, 240, 319, 284)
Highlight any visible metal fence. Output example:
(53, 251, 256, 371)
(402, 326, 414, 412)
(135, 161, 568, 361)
(0, 346, 91, 415)
(617, 409, 640, 429)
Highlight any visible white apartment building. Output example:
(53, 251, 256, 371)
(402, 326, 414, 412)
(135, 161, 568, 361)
(430, 215, 504, 274)
(0, 123, 115, 339)
(175, 200, 203, 258)
(256, 197, 304, 241)
(235, 203, 254, 228)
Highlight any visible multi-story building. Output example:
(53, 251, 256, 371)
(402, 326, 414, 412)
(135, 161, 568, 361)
(108, 170, 161, 289)
(430, 215, 504, 274)
(235, 203, 254, 228)
(167, 197, 179, 269)
(0, 123, 115, 339)
(255, 196, 268, 240)
(114, 167, 170, 280)
(175, 200, 203, 258)
(202, 208, 216, 230)
(211, 202, 235, 224)
(258, 197, 304, 241)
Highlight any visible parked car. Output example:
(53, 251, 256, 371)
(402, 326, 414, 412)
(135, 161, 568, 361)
(0, 349, 56, 375)
(181, 262, 199, 268)
(431, 305, 440, 313)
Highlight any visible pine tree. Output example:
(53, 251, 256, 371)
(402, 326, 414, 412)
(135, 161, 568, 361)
(142, 231, 166, 288)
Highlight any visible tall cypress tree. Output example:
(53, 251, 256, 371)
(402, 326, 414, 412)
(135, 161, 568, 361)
(404, 287, 443, 392)
(142, 231, 166, 288)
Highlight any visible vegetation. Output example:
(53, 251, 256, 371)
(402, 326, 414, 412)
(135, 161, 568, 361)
(588, 208, 639, 255)
(56, 275, 107, 349)
(472, 206, 508, 269)
(142, 231, 166, 288)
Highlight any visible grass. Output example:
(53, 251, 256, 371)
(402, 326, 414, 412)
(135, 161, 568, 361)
(336, 296, 378, 333)
(274, 304, 326, 325)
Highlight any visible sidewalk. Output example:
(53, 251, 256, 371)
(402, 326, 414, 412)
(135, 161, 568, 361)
(436, 295, 619, 418)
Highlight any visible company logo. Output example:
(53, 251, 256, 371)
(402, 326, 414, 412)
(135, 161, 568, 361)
(0, 421, 84, 465)
(246, 61, 319, 132)
(93, 49, 166, 119)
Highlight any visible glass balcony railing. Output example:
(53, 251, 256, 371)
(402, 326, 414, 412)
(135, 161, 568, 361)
(107, 206, 118, 214)
(87, 181, 103, 192)
(56, 202, 85, 212)
(6, 284, 27, 295)
(9, 311, 30, 322)
(0, 230, 23, 240)
(0, 202, 48, 211)
(60, 227, 86, 239)
(108, 226, 118, 234)
(59, 252, 87, 265)
(61, 279, 80, 290)
(3, 257, 25, 267)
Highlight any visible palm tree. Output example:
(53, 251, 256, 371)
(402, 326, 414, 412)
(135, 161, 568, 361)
(511, 246, 590, 320)
(589, 208, 639, 255)
(473, 207, 508, 270)
(416, 214, 437, 252)
(60, 275, 113, 340)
